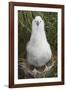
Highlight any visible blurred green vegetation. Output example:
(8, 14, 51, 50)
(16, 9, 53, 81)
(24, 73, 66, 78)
(18, 11, 58, 78)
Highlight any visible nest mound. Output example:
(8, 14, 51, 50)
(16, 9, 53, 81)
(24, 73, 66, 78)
(18, 55, 57, 79)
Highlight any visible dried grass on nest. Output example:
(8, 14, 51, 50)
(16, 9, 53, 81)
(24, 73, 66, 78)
(18, 55, 57, 79)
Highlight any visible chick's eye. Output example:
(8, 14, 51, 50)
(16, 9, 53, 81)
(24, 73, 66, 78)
(40, 21, 41, 22)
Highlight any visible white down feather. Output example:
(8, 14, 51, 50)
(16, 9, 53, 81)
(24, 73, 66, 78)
(26, 16, 52, 67)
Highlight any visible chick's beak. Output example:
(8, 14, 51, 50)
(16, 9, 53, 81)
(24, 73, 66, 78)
(36, 21, 39, 26)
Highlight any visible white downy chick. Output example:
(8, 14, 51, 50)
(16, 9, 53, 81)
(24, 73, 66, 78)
(26, 16, 52, 67)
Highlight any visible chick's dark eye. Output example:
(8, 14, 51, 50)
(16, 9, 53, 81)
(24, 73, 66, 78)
(40, 21, 41, 22)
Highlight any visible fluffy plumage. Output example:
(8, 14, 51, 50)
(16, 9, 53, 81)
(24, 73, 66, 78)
(26, 16, 52, 67)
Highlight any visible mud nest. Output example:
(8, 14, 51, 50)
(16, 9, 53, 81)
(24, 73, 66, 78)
(18, 55, 57, 79)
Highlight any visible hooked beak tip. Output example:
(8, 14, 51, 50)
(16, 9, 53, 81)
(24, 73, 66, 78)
(36, 21, 39, 26)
